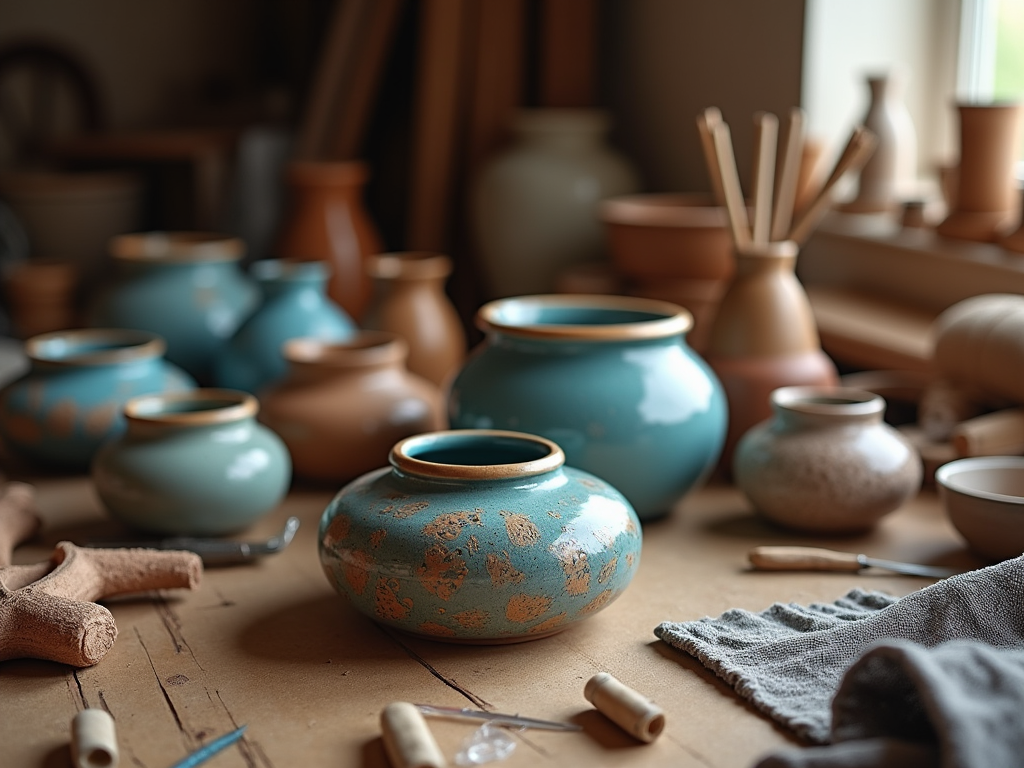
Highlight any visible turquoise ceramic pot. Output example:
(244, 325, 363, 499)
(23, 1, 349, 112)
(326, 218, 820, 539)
(448, 295, 728, 521)
(0, 329, 195, 469)
(89, 232, 259, 384)
(92, 389, 292, 536)
(319, 429, 642, 643)
(213, 259, 355, 393)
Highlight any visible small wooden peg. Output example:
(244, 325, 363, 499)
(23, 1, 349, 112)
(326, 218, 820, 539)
(381, 702, 446, 768)
(584, 672, 665, 743)
(71, 709, 119, 768)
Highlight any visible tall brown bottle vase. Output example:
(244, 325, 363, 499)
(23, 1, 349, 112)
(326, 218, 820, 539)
(362, 252, 467, 389)
(703, 240, 839, 473)
(257, 331, 447, 485)
(937, 102, 1024, 243)
(275, 160, 383, 321)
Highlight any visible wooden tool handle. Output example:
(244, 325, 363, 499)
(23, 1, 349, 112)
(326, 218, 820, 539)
(748, 546, 862, 572)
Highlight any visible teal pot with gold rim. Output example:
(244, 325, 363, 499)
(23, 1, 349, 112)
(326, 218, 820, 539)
(447, 295, 728, 520)
(0, 328, 195, 469)
(88, 232, 259, 384)
(318, 429, 642, 643)
(213, 259, 355, 394)
(92, 389, 291, 536)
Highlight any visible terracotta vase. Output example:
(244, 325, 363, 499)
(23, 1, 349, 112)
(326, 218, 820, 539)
(734, 386, 922, 533)
(839, 71, 917, 213)
(936, 103, 1023, 243)
(258, 332, 446, 484)
(362, 252, 466, 388)
(275, 161, 383, 321)
(471, 109, 640, 298)
(703, 240, 838, 470)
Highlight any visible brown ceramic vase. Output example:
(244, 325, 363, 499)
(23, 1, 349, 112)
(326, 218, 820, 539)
(275, 160, 383, 321)
(361, 252, 466, 388)
(703, 240, 838, 470)
(936, 103, 1023, 243)
(258, 332, 446, 484)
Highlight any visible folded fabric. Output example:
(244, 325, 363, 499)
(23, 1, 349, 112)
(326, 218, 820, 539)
(653, 555, 1024, 745)
(755, 640, 1024, 768)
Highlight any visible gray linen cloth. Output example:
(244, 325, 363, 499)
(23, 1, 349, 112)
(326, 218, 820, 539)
(654, 555, 1024, 764)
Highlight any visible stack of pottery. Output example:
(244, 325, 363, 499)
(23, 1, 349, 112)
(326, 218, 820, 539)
(258, 332, 446, 484)
(599, 193, 735, 353)
(318, 429, 643, 642)
(213, 259, 355, 394)
(89, 232, 258, 384)
(0, 328, 194, 469)
(362, 252, 466, 388)
(447, 294, 727, 521)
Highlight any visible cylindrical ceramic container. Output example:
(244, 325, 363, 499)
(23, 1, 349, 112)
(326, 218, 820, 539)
(89, 232, 259, 384)
(447, 295, 727, 521)
(733, 386, 922, 533)
(258, 332, 446, 484)
(0, 329, 195, 469)
(319, 429, 643, 643)
(213, 259, 355, 394)
(92, 389, 291, 536)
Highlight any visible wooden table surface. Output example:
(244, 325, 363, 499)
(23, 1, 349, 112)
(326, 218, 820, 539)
(1, 467, 983, 768)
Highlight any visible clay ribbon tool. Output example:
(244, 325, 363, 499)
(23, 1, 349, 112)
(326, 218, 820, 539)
(414, 703, 582, 732)
(85, 516, 300, 565)
(167, 725, 247, 768)
(748, 546, 959, 579)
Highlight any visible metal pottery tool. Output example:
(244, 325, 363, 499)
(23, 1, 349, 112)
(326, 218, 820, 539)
(85, 516, 300, 565)
(748, 546, 959, 579)
(414, 704, 581, 732)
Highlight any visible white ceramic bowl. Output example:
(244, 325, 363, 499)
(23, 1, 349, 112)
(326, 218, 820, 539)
(935, 456, 1024, 561)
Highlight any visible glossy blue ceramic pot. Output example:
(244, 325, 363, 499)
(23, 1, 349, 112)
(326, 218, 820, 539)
(319, 429, 642, 643)
(89, 232, 259, 384)
(92, 389, 291, 536)
(213, 259, 355, 393)
(448, 295, 727, 520)
(0, 328, 195, 469)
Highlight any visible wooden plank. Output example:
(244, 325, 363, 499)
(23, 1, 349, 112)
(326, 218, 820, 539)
(538, 0, 597, 107)
(406, 0, 472, 251)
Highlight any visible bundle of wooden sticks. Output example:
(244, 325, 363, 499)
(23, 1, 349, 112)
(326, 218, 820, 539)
(696, 107, 878, 249)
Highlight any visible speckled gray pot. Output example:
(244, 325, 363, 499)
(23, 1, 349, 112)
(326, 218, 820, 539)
(733, 386, 922, 533)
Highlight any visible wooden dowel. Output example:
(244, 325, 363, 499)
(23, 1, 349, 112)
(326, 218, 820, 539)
(789, 128, 877, 245)
(710, 119, 751, 248)
(771, 107, 805, 241)
(696, 107, 726, 208)
(585, 672, 665, 743)
(751, 111, 778, 246)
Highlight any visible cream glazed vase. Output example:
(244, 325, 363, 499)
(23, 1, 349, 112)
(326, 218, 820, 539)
(733, 386, 922, 533)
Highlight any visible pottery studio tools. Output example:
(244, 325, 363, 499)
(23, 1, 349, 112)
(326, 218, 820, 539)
(85, 516, 300, 566)
(748, 545, 959, 579)
(697, 106, 878, 249)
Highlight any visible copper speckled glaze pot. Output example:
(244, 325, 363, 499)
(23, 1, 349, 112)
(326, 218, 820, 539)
(318, 429, 642, 643)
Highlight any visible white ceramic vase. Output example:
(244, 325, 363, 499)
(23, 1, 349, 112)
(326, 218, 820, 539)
(471, 109, 640, 298)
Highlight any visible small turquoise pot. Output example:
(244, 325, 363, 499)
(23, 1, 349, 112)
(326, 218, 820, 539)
(319, 429, 642, 643)
(448, 295, 728, 520)
(89, 232, 259, 384)
(213, 259, 355, 393)
(92, 389, 292, 536)
(0, 329, 195, 469)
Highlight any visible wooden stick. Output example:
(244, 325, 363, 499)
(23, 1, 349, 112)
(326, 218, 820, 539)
(585, 672, 665, 743)
(710, 119, 751, 248)
(788, 127, 877, 245)
(696, 107, 726, 208)
(771, 107, 805, 241)
(751, 111, 778, 246)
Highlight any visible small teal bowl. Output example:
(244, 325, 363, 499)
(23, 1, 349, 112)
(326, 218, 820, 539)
(0, 328, 195, 469)
(319, 429, 643, 643)
(93, 389, 292, 536)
